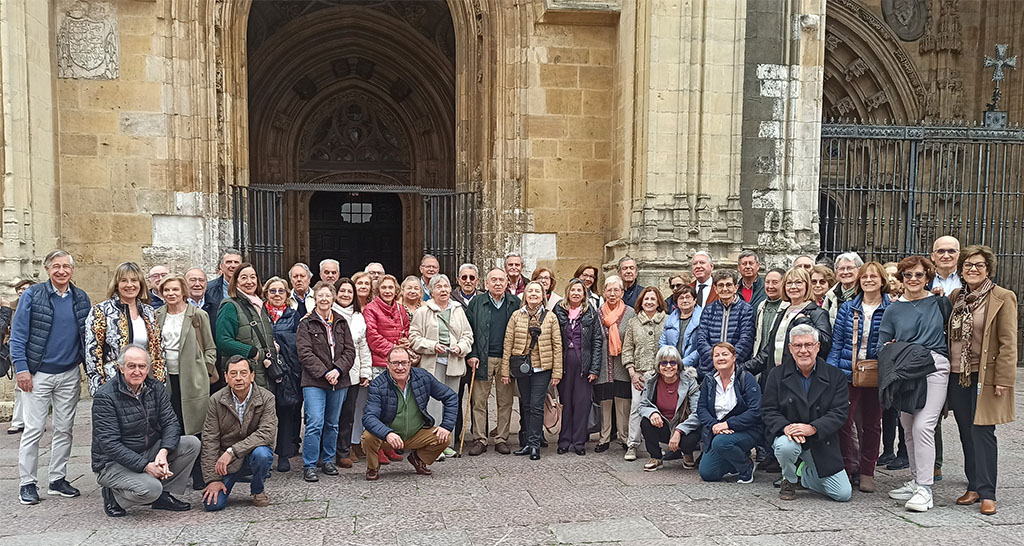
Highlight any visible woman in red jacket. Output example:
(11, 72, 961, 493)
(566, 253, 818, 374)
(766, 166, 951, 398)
(360, 274, 410, 463)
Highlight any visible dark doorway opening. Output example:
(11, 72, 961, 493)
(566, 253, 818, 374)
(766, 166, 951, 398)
(309, 191, 402, 281)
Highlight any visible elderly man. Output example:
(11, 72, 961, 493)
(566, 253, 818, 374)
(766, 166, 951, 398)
(361, 346, 458, 480)
(319, 259, 340, 285)
(693, 269, 755, 381)
(618, 256, 645, 307)
(452, 263, 481, 307)
(201, 355, 277, 511)
(419, 254, 440, 301)
(10, 250, 92, 505)
(761, 324, 851, 502)
(793, 255, 815, 272)
(92, 345, 200, 517)
(206, 249, 243, 313)
(504, 253, 527, 297)
(927, 235, 960, 482)
(465, 268, 521, 455)
(289, 263, 315, 313)
(365, 262, 386, 289)
(691, 252, 717, 307)
(147, 265, 170, 308)
(185, 267, 219, 324)
(737, 251, 765, 309)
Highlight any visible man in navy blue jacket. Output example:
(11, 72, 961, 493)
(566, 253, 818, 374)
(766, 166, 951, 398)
(693, 269, 755, 380)
(361, 346, 458, 481)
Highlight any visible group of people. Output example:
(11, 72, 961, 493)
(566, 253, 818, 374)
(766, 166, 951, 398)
(2, 235, 1016, 518)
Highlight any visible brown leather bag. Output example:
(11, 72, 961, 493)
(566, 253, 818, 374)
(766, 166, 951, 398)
(851, 309, 878, 388)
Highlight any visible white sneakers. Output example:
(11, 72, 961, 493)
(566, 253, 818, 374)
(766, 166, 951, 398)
(889, 481, 933, 511)
(624, 446, 637, 461)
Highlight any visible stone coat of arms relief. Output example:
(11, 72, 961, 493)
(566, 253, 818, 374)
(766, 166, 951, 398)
(57, 0, 119, 80)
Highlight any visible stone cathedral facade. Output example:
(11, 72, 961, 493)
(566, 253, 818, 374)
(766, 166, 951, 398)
(1, 0, 1021, 298)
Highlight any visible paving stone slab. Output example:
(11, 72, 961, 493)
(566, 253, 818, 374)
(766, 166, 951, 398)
(550, 516, 667, 543)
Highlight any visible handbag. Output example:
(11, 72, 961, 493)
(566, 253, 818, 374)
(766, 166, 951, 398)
(509, 320, 542, 379)
(236, 301, 285, 382)
(851, 309, 879, 388)
(543, 387, 562, 434)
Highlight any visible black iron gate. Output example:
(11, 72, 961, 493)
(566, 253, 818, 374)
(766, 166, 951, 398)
(232, 185, 285, 279)
(819, 122, 1024, 359)
(423, 192, 478, 277)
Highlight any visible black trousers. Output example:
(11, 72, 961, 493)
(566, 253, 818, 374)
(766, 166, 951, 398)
(881, 407, 908, 457)
(640, 416, 700, 459)
(517, 370, 552, 449)
(276, 402, 302, 459)
(948, 372, 999, 500)
(337, 384, 361, 457)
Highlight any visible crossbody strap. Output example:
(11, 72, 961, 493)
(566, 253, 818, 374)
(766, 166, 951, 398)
(235, 300, 271, 353)
(851, 309, 860, 367)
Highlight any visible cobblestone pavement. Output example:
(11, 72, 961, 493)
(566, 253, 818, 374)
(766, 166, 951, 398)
(4, 379, 1024, 546)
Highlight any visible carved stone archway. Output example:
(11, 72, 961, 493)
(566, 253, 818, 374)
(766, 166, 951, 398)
(823, 0, 926, 122)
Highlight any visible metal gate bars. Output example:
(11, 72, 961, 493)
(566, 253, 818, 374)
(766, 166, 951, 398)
(231, 185, 285, 279)
(423, 192, 478, 278)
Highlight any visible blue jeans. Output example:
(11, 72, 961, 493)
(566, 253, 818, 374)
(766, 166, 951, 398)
(773, 435, 852, 502)
(302, 387, 347, 468)
(203, 445, 274, 511)
(698, 430, 758, 482)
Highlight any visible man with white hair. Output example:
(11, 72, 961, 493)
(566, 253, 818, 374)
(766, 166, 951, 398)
(364, 263, 386, 289)
(691, 252, 717, 307)
(288, 263, 315, 313)
(452, 263, 481, 307)
(319, 259, 340, 285)
(618, 256, 644, 308)
(147, 266, 170, 308)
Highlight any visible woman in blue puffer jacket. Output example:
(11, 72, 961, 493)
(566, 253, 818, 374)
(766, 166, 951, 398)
(826, 261, 891, 494)
(659, 287, 703, 369)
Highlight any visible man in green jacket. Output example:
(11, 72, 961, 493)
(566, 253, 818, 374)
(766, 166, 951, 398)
(464, 269, 520, 456)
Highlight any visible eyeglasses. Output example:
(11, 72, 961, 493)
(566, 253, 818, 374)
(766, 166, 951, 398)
(389, 360, 411, 368)
(715, 282, 735, 289)
(267, 288, 286, 294)
(933, 248, 958, 255)
(789, 342, 818, 351)
(785, 281, 805, 287)
(658, 360, 679, 367)
(963, 261, 987, 271)
(902, 271, 926, 279)
(460, 275, 477, 281)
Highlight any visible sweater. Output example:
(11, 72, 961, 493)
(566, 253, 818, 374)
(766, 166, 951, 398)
(10, 282, 91, 374)
(876, 295, 951, 358)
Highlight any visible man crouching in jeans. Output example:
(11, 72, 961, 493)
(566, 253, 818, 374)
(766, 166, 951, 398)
(361, 346, 458, 480)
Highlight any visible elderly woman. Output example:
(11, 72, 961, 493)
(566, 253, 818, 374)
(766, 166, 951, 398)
(826, 262, 891, 493)
(823, 253, 864, 325)
(637, 346, 700, 471)
(85, 262, 164, 395)
(156, 274, 216, 489)
(880, 256, 952, 512)
(410, 274, 474, 460)
(947, 245, 1017, 515)
(660, 287, 703, 368)
(553, 279, 603, 455)
(697, 342, 761, 482)
(622, 287, 668, 463)
(215, 263, 277, 391)
(501, 281, 562, 460)
(333, 278, 373, 468)
(296, 281, 355, 483)
(352, 271, 374, 309)
(532, 268, 562, 310)
(595, 275, 635, 453)
(573, 264, 602, 310)
(400, 275, 424, 323)
(262, 276, 303, 472)
(810, 265, 835, 308)
(745, 267, 832, 378)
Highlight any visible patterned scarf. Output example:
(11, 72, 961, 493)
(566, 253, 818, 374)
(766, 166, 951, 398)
(265, 302, 286, 323)
(950, 278, 994, 387)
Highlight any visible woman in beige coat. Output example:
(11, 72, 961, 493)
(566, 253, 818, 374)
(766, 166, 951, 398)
(947, 245, 1017, 516)
(621, 287, 667, 462)
(410, 274, 474, 458)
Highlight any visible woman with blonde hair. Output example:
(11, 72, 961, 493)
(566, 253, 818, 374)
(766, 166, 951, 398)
(85, 262, 164, 395)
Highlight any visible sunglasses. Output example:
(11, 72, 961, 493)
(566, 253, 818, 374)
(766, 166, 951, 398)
(460, 275, 477, 281)
(902, 271, 926, 279)
(267, 288, 287, 294)
(658, 360, 679, 367)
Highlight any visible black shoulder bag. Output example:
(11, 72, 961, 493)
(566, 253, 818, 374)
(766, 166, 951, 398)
(235, 301, 285, 382)
(509, 314, 544, 379)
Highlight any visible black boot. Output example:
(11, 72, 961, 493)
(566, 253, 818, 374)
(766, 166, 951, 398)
(102, 487, 126, 517)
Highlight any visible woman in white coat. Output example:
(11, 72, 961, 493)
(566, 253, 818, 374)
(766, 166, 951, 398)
(410, 274, 475, 458)
(333, 278, 373, 468)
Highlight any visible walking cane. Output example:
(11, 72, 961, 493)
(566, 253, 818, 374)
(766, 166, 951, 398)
(457, 366, 477, 457)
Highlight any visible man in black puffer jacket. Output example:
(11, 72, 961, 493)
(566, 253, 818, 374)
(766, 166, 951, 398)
(92, 345, 200, 517)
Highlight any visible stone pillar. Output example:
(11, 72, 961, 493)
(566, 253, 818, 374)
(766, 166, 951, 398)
(0, 0, 61, 296)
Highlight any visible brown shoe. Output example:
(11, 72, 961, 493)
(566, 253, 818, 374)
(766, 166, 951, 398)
(494, 442, 511, 455)
(934, 467, 942, 480)
(980, 499, 997, 515)
(337, 457, 353, 469)
(408, 451, 432, 475)
(252, 493, 270, 507)
(681, 453, 696, 469)
(352, 445, 365, 459)
(468, 441, 487, 456)
(957, 491, 980, 505)
(858, 474, 876, 493)
(779, 479, 797, 501)
(365, 468, 379, 481)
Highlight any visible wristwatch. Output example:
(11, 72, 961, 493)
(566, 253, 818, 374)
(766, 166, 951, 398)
(226, 447, 235, 458)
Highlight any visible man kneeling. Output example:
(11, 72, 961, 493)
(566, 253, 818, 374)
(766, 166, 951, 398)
(761, 325, 851, 502)
(361, 346, 458, 481)
(201, 355, 278, 511)
(92, 345, 199, 517)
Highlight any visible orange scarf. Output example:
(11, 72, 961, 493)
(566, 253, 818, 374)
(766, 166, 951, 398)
(602, 301, 626, 356)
